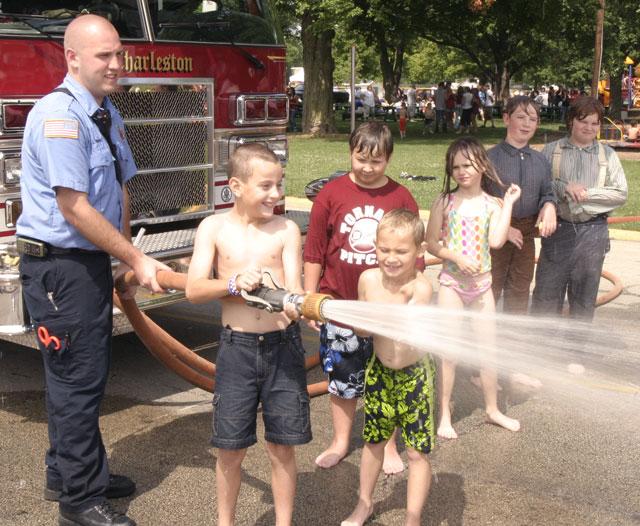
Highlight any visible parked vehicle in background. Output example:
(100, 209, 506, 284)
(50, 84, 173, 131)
(0, 0, 288, 346)
(293, 84, 350, 110)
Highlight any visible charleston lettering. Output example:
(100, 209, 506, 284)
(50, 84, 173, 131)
(124, 52, 194, 73)
(339, 205, 385, 266)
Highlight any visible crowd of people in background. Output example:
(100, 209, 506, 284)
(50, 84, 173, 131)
(286, 77, 608, 138)
(427, 81, 496, 134)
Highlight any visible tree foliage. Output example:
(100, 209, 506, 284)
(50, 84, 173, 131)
(273, 0, 358, 135)
(349, 0, 429, 101)
(333, 27, 381, 85)
(274, 0, 640, 125)
(404, 40, 477, 85)
(422, 0, 593, 100)
(517, 1, 640, 116)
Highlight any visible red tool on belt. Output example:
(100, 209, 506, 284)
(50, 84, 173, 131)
(38, 326, 61, 351)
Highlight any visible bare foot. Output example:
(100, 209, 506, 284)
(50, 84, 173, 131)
(382, 447, 404, 475)
(471, 375, 502, 391)
(486, 410, 520, 432)
(437, 421, 458, 439)
(510, 372, 543, 389)
(315, 446, 348, 469)
(341, 500, 374, 526)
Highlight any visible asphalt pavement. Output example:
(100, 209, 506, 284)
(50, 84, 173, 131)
(1, 229, 639, 525)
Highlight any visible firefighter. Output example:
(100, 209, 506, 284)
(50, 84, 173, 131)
(16, 14, 167, 526)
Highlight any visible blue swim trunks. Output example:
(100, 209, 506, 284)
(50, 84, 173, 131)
(319, 321, 373, 399)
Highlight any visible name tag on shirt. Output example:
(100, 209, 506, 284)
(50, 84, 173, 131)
(44, 119, 79, 139)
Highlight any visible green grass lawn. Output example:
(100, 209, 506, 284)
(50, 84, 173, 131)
(285, 116, 640, 230)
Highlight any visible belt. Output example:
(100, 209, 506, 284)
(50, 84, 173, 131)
(222, 322, 298, 344)
(16, 237, 106, 258)
(558, 213, 608, 225)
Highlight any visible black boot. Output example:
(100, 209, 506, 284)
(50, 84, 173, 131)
(59, 502, 136, 526)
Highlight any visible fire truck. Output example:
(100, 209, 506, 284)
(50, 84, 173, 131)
(0, 0, 289, 346)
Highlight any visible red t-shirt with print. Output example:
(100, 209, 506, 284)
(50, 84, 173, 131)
(304, 174, 421, 300)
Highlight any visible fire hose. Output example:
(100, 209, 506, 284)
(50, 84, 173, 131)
(115, 262, 623, 398)
(114, 270, 332, 397)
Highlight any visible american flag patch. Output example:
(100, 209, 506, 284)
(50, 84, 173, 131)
(44, 119, 79, 139)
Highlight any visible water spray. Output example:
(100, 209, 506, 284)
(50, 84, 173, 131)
(241, 276, 640, 402)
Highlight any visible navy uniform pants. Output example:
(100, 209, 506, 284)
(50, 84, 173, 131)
(20, 251, 113, 514)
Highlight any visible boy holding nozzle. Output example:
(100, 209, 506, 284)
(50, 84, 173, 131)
(186, 143, 311, 526)
(342, 209, 435, 526)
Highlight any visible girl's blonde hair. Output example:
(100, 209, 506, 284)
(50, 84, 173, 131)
(442, 136, 503, 197)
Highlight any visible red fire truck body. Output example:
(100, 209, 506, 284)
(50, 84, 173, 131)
(0, 1, 289, 345)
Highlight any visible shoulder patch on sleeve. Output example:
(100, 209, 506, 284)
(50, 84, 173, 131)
(44, 119, 79, 139)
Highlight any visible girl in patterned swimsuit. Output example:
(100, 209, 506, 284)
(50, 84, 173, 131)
(426, 136, 522, 439)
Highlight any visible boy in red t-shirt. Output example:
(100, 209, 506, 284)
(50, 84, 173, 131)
(304, 121, 421, 473)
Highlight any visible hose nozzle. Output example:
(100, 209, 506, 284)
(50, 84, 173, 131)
(241, 287, 332, 322)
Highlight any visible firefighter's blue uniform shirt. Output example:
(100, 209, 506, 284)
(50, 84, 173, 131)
(16, 74, 136, 250)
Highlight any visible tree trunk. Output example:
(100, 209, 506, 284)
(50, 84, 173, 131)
(591, 0, 605, 98)
(379, 42, 394, 104)
(392, 45, 404, 97)
(609, 68, 623, 120)
(378, 33, 404, 103)
(301, 11, 335, 135)
(498, 65, 510, 102)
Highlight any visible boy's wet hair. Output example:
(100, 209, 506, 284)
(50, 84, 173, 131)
(443, 136, 503, 196)
(567, 96, 604, 132)
(228, 143, 279, 180)
(349, 121, 394, 160)
(504, 95, 540, 118)
(377, 208, 424, 247)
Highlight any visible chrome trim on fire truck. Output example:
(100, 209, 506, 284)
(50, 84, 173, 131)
(235, 94, 289, 126)
(0, 266, 23, 337)
(5, 199, 21, 228)
(137, 0, 155, 43)
(130, 209, 211, 228)
(0, 98, 38, 136)
(119, 77, 215, 87)
(135, 163, 214, 176)
(0, 138, 23, 149)
(0, 151, 22, 188)
(124, 116, 213, 125)
(111, 77, 215, 223)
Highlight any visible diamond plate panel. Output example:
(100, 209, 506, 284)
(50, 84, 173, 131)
(128, 170, 208, 218)
(137, 229, 196, 255)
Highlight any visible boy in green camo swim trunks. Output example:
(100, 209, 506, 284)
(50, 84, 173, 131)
(342, 209, 435, 526)
(363, 355, 435, 453)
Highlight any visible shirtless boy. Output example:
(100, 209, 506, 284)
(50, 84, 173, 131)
(342, 209, 435, 526)
(186, 143, 311, 526)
